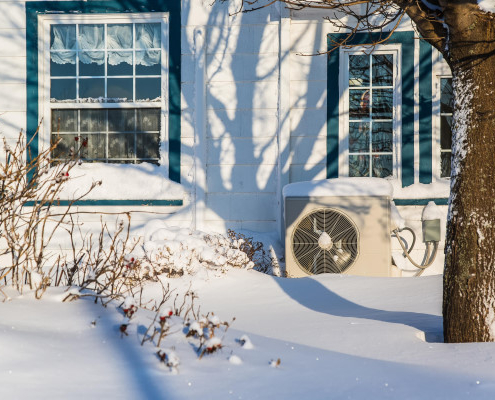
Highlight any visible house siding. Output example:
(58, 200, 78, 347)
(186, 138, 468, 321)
(0, 0, 450, 274)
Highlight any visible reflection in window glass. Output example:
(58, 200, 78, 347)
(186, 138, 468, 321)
(348, 55, 369, 87)
(372, 54, 393, 86)
(347, 52, 394, 178)
(50, 22, 162, 103)
(48, 20, 164, 167)
(51, 78, 76, 101)
(349, 155, 370, 177)
(372, 89, 393, 119)
(51, 108, 161, 164)
(349, 89, 369, 119)
(349, 122, 369, 153)
(440, 78, 453, 178)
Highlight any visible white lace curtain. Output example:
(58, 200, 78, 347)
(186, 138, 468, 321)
(51, 23, 161, 67)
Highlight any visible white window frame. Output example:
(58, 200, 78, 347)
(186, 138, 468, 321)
(338, 45, 402, 180)
(38, 13, 169, 169)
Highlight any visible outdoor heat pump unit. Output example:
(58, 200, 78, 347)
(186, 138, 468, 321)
(283, 178, 393, 277)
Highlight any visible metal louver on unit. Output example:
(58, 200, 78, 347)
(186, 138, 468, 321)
(292, 208, 359, 274)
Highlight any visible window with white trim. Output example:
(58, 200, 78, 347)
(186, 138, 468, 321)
(40, 14, 168, 165)
(439, 77, 453, 178)
(340, 48, 400, 179)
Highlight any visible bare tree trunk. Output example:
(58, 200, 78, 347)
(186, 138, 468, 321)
(443, 5, 495, 342)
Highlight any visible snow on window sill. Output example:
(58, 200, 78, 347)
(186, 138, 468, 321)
(57, 162, 185, 201)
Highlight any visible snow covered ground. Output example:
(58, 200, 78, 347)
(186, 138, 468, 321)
(2, 269, 495, 399)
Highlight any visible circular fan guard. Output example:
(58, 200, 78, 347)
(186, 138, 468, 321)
(291, 208, 359, 274)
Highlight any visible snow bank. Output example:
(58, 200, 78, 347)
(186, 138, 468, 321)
(283, 178, 393, 198)
(390, 201, 406, 231)
(422, 201, 443, 221)
(283, 178, 450, 200)
(57, 163, 185, 200)
(134, 221, 255, 277)
(389, 180, 450, 199)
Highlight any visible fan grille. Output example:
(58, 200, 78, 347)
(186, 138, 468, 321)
(291, 208, 359, 274)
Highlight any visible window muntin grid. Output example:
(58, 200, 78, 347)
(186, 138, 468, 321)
(51, 108, 161, 164)
(347, 53, 395, 178)
(440, 78, 453, 178)
(47, 20, 165, 164)
(50, 23, 162, 103)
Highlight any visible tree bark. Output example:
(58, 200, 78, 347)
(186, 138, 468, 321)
(442, 3, 495, 342)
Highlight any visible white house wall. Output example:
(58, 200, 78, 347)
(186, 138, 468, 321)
(0, 1, 451, 275)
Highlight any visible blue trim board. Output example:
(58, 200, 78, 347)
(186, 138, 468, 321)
(394, 198, 448, 206)
(327, 31, 426, 188)
(26, 0, 182, 206)
(419, 40, 433, 184)
(25, 199, 183, 207)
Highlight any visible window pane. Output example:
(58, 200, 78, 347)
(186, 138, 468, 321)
(349, 155, 369, 177)
(137, 132, 160, 159)
(372, 122, 393, 152)
(82, 133, 106, 160)
(349, 89, 369, 119)
(349, 122, 369, 153)
(372, 155, 393, 178)
(108, 51, 133, 75)
(109, 133, 135, 159)
(51, 134, 77, 159)
(136, 23, 161, 49)
(51, 78, 76, 101)
(440, 78, 453, 114)
(108, 78, 133, 100)
(348, 55, 369, 87)
(136, 78, 161, 101)
(440, 115, 452, 150)
(372, 89, 393, 119)
(108, 109, 136, 131)
(52, 110, 77, 132)
(372, 54, 393, 86)
(137, 109, 160, 131)
(80, 110, 106, 132)
(79, 51, 105, 76)
(136, 50, 161, 75)
(78, 24, 104, 50)
(79, 78, 105, 99)
(441, 152, 451, 178)
(51, 52, 76, 76)
(107, 24, 133, 49)
(51, 25, 76, 50)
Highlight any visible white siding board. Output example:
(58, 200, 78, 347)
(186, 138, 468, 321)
(0, 57, 25, 84)
(0, 111, 25, 140)
(207, 81, 278, 110)
(0, 2, 25, 29)
(0, 28, 25, 57)
(290, 136, 327, 164)
(206, 53, 279, 82)
(207, 136, 278, 165)
(207, 109, 278, 139)
(0, 83, 26, 111)
(205, 193, 276, 221)
(290, 108, 327, 137)
(206, 24, 279, 55)
(181, 54, 196, 83)
(181, 83, 195, 110)
(289, 163, 327, 183)
(290, 53, 327, 81)
(207, 164, 276, 193)
(290, 80, 327, 109)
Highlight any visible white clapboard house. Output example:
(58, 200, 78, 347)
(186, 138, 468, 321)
(0, 0, 453, 275)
